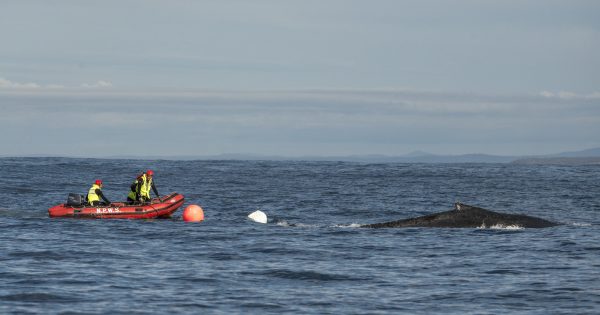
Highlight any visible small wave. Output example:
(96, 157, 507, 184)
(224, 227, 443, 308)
(0, 208, 26, 218)
(484, 269, 522, 275)
(0, 293, 76, 302)
(164, 276, 219, 284)
(240, 302, 285, 310)
(571, 222, 592, 227)
(9, 250, 66, 261)
(477, 223, 524, 230)
(290, 223, 318, 228)
(261, 269, 361, 281)
(274, 220, 317, 228)
(332, 223, 362, 228)
(208, 252, 244, 260)
(245, 246, 298, 255)
(275, 220, 291, 227)
(171, 302, 212, 309)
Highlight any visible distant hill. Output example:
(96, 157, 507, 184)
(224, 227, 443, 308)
(151, 153, 519, 163)
(386, 153, 518, 163)
(220, 147, 600, 164)
(6, 147, 600, 164)
(510, 147, 600, 165)
(510, 157, 600, 165)
(552, 147, 600, 158)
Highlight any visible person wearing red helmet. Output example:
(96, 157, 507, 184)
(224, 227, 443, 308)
(87, 179, 111, 206)
(127, 169, 160, 204)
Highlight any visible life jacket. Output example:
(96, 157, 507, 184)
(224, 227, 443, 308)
(128, 173, 152, 200)
(127, 185, 137, 200)
(87, 184, 101, 204)
(139, 174, 153, 199)
(127, 173, 144, 200)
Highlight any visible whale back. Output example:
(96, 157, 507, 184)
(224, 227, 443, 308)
(361, 203, 559, 228)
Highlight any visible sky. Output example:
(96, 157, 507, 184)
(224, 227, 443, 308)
(1, 0, 599, 157)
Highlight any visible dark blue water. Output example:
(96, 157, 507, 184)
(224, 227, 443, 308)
(1, 158, 599, 314)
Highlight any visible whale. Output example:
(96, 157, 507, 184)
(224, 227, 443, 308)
(361, 203, 559, 228)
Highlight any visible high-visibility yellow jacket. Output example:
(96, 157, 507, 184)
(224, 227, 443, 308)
(128, 174, 153, 200)
(140, 174, 153, 199)
(87, 184, 101, 204)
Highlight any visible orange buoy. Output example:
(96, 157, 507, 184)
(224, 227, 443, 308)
(182, 204, 204, 222)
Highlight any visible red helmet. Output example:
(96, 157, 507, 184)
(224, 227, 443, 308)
(95, 179, 103, 185)
(146, 169, 154, 176)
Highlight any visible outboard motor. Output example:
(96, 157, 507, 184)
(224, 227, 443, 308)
(66, 193, 84, 207)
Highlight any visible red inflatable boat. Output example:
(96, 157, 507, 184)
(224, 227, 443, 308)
(48, 192, 185, 219)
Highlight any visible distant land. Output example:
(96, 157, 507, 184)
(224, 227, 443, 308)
(510, 157, 600, 165)
(3, 148, 600, 165)
(106, 147, 600, 165)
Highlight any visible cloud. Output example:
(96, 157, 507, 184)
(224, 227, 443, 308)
(0, 77, 112, 89)
(0, 78, 41, 89)
(540, 90, 600, 100)
(1, 87, 599, 156)
(81, 80, 113, 88)
(2, 87, 598, 119)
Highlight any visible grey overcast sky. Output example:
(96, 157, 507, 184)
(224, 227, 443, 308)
(1, 1, 599, 157)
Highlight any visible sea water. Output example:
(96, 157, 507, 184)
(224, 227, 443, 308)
(1, 158, 599, 314)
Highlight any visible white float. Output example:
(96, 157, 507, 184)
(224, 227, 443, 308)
(248, 210, 268, 224)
